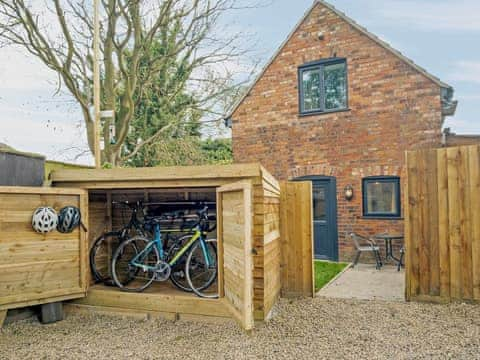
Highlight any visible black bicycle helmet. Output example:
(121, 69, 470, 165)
(57, 206, 81, 233)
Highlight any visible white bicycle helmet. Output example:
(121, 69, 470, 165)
(32, 207, 58, 233)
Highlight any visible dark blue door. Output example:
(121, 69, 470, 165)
(296, 176, 338, 261)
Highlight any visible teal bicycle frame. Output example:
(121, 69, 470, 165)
(130, 221, 213, 272)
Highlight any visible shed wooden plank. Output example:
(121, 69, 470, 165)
(51, 164, 262, 183)
(53, 179, 257, 189)
(468, 146, 480, 300)
(417, 150, 430, 296)
(460, 146, 473, 300)
(404, 151, 411, 301)
(77, 285, 230, 318)
(426, 149, 440, 296)
(0, 187, 85, 195)
(447, 147, 462, 300)
(406, 150, 420, 298)
(437, 148, 450, 298)
(0, 291, 85, 311)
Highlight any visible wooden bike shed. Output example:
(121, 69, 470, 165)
(50, 163, 291, 329)
(0, 163, 315, 330)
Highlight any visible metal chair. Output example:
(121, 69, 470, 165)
(397, 246, 405, 271)
(349, 233, 383, 270)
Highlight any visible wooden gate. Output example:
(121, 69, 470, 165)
(217, 181, 254, 330)
(279, 181, 314, 297)
(405, 145, 480, 302)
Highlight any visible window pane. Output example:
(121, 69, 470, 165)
(366, 181, 398, 215)
(313, 186, 326, 221)
(323, 62, 347, 110)
(366, 181, 399, 214)
(302, 68, 322, 112)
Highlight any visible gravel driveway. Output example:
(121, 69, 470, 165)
(1, 297, 479, 360)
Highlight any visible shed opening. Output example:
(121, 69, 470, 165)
(77, 187, 228, 320)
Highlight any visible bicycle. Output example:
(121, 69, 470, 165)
(89, 200, 198, 292)
(111, 205, 218, 298)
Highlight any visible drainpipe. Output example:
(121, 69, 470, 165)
(441, 128, 450, 147)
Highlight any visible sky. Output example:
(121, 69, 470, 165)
(0, 0, 479, 165)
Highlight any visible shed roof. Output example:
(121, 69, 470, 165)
(51, 163, 276, 189)
(0, 143, 45, 159)
(226, 0, 452, 120)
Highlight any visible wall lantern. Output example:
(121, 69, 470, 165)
(344, 184, 354, 201)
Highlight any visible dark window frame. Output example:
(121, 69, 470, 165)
(362, 176, 401, 219)
(298, 57, 349, 116)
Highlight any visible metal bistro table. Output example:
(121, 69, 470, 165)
(374, 233, 404, 270)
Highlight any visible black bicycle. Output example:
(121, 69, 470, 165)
(89, 201, 146, 284)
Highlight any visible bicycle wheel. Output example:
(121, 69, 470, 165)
(185, 238, 218, 298)
(111, 236, 159, 292)
(168, 235, 194, 292)
(90, 232, 121, 283)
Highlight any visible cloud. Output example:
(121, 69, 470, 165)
(0, 46, 56, 91)
(444, 117, 480, 134)
(460, 94, 480, 100)
(449, 61, 480, 84)
(0, 93, 91, 165)
(370, 0, 480, 32)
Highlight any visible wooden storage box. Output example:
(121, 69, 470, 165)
(51, 164, 283, 329)
(0, 187, 88, 312)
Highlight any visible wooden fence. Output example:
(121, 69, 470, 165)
(405, 145, 480, 302)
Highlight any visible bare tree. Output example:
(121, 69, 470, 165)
(0, 0, 256, 165)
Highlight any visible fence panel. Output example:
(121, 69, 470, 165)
(406, 145, 480, 302)
(279, 181, 314, 298)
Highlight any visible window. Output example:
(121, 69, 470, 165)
(312, 184, 326, 221)
(362, 176, 401, 218)
(298, 58, 348, 115)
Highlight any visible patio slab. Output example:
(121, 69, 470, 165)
(317, 264, 405, 302)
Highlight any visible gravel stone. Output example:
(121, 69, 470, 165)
(1, 297, 479, 359)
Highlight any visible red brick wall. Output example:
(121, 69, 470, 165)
(231, 3, 444, 262)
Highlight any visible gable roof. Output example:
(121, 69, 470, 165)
(226, 0, 453, 120)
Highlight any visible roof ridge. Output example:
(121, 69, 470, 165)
(315, 0, 451, 88)
(225, 0, 452, 120)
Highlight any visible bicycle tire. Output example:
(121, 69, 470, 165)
(169, 235, 217, 292)
(90, 232, 121, 283)
(111, 236, 159, 292)
(185, 238, 218, 298)
(168, 235, 194, 292)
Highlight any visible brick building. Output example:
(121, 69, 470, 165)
(226, 1, 457, 262)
